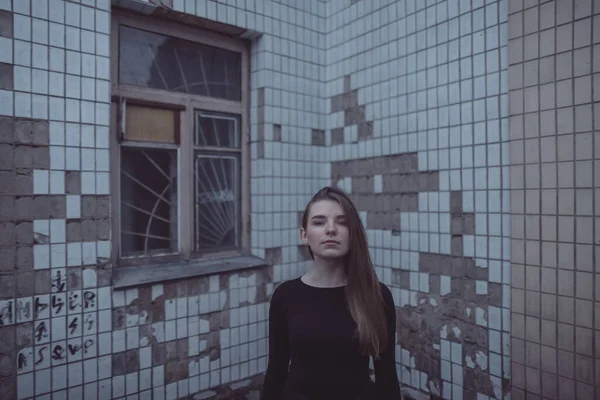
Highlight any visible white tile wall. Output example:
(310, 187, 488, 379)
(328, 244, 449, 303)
(1, 0, 514, 398)
(325, 0, 510, 398)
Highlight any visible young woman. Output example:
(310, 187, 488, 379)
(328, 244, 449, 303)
(261, 186, 402, 400)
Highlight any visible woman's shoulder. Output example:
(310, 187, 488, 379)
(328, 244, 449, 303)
(270, 278, 302, 302)
(378, 281, 394, 304)
(378, 281, 392, 294)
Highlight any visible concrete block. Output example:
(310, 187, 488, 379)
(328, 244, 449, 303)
(0, 62, 13, 90)
(32, 147, 49, 169)
(97, 218, 110, 240)
(16, 271, 34, 296)
(49, 195, 66, 219)
(81, 195, 96, 219)
(31, 120, 49, 146)
(14, 120, 31, 145)
(15, 245, 33, 270)
(0, 221, 15, 245)
(0, 117, 14, 143)
(14, 172, 32, 195)
(65, 171, 81, 194)
(81, 219, 97, 241)
(14, 146, 33, 169)
(15, 222, 33, 244)
(0, 246, 15, 271)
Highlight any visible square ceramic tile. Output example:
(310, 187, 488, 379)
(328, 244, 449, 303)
(68, 361, 83, 387)
(126, 372, 138, 396)
(35, 368, 52, 395)
(112, 329, 125, 353)
(98, 379, 111, 400)
(68, 386, 83, 400)
(112, 375, 125, 399)
(84, 382, 98, 400)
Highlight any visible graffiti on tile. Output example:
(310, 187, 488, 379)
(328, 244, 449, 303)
(15, 298, 33, 323)
(51, 292, 66, 317)
(51, 269, 66, 293)
(34, 295, 50, 319)
(0, 300, 14, 325)
(8, 264, 273, 400)
(16, 347, 33, 373)
(33, 319, 49, 344)
(15, 267, 99, 372)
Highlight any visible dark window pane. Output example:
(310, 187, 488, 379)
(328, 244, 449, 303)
(121, 147, 178, 256)
(194, 155, 240, 252)
(119, 26, 242, 101)
(195, 112, 239, 148)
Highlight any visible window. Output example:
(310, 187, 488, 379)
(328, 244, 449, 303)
(110, 11, 250, 266)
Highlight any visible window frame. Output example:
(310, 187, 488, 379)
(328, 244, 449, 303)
(110, 9, 251, 267)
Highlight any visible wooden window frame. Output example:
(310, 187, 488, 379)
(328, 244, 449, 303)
(110, 10, 251, 267)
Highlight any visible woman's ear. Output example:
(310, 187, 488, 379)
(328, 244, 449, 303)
(300, 228, 308, 244)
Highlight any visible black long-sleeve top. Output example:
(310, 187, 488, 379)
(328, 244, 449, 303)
(261, 277, 402, 400)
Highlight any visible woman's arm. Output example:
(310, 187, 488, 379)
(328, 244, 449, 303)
(373, 284, 402, 400)
(260, 283, 291, 400)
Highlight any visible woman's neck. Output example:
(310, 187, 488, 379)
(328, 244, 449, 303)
(304, 257, 347, 287)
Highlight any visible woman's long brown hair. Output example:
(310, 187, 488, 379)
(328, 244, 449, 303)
(301, 186, 388, 359)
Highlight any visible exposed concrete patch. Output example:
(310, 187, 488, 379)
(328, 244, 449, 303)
(0, 10, 13, 39)
(330, 153, 506, 399)
(332, 153, 419, 177)
(264, 247, 282, 265)
(331, 127, 344, 145)
(0, 63, 13, 90)
(311, 129, 325, 146)
(329, 75, 374, 142)
(397, 288, 503, 398)
(0, 376, 16, 400)
(273, 124, 281, 141)
(331, 153, 440, 229)
(0, 116, 53, 392)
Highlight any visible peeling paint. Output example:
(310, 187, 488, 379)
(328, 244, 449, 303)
(428, 380, 440, 396)
(440, 276, 451, 295)
(451, 326, 461, 338)
(397, 279, 506, 399)
(475, 307, 487, 326)
(476, 351, 488, 371)
(440, 325, 447, 339)
(466, 355, 475, 368)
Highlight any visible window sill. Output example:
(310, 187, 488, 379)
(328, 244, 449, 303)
(112, 254, 269, 290)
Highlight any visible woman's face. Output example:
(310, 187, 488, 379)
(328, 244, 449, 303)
(301, 200, 351, 260)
